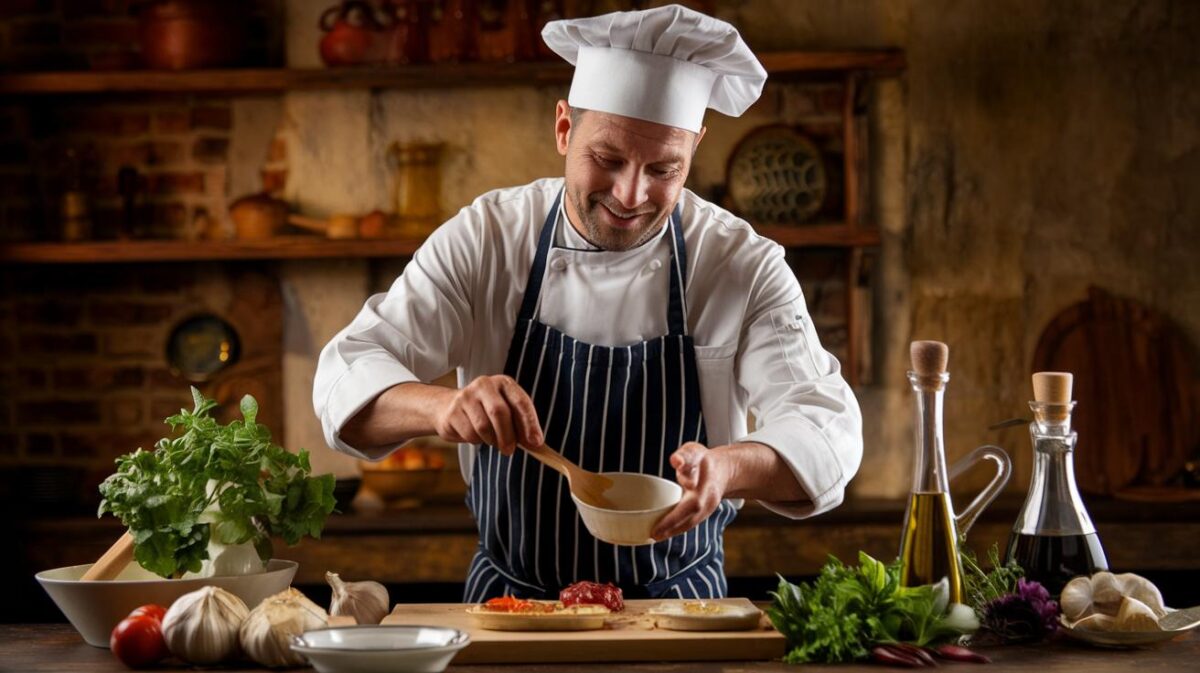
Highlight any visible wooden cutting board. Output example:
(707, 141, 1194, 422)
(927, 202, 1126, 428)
(381, 598, 787, 664)
(1033, 286, 1198, 496)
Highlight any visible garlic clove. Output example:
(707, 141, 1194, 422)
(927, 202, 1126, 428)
(1114, 573, 1168, 618)
(240, 587, 329, 668)
(1089, 571, 1124, 616)
(327, 571, 390, 625)
(1060, 575, 1095, 621)
(1114, 596, 1162, 632)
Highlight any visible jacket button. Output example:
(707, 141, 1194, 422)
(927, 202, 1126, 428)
(551, 257, 568, 271)
(649, 259, 663, 271)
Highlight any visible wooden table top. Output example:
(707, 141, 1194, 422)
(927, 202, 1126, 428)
(3, 624, 1196, 672)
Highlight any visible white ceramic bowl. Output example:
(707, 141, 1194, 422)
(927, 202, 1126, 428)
(571, 472, 682, 546)
(291, 625, 470, 673)
(36, 559, 298, 647)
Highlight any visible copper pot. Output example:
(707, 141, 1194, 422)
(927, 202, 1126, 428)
(138, 0, 245, 70)
(229, 193, 287, 239)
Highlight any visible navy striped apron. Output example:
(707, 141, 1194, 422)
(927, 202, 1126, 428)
(464, 192, 737, 602)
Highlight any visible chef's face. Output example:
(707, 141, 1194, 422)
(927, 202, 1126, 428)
(555, 101, 705, 251)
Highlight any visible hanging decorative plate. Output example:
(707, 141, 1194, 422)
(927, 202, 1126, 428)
(166, 313, 241, 383)
(726, 125, 827, 225)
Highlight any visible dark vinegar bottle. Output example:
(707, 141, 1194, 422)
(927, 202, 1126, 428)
(1005, 373, 1108, 596)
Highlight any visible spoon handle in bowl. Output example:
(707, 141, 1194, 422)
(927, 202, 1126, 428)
(81, 531, 134, 581)
(521, 443, 574, 478)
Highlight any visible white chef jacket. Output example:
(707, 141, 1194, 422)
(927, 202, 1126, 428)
(314, 178, 862, 518)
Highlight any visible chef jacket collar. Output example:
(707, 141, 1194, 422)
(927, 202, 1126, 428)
(554, 194, 673, 254)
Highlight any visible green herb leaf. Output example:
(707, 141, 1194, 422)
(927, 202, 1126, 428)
(960, 542, 1024, 613)
(97, 386, 335, 578)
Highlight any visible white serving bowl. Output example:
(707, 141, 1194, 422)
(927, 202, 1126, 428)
(36, 559, 298, 647)
(291, 625, 470, 673)
(571, 472, 682, 546)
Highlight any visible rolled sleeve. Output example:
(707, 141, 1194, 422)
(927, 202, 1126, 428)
(737, 293, 863, 519)
(312, 208, 480, 460)
(317, 356, 421, 460)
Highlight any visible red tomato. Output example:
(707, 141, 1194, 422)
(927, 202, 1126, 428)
(110, 615, 168, 669)
(126, 604, 166, 623)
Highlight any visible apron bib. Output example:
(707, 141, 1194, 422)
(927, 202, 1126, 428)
(464, 192, 736, 601)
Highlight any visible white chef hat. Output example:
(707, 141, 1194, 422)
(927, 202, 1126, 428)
(542, 4, 767, 133)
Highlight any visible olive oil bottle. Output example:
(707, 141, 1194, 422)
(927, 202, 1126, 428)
(899, 342, 1012, 603)
(900, 491, 963, 603)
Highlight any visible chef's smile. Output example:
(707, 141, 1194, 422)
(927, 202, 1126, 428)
(596, 199, 651, 229)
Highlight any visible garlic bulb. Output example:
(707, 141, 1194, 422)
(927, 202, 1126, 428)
(239, 587, 329, 667)
(327, 571, 390, 625)
(1061, 571, 1171, 632)
(161, 585, 249, 665)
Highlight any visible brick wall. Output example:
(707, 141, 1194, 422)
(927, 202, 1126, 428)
(0, 264, 283, 515)
(0, 96, 256, 242)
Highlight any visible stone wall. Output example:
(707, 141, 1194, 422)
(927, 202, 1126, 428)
(896, 0, 1200, 498)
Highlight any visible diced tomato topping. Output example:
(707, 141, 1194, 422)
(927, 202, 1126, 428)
(559, 581, 624, 612)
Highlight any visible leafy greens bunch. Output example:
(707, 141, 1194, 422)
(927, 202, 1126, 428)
(767, 552, 979, 664)
(99, 388, 336, 579)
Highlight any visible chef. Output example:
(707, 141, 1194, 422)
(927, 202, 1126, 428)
(313, 4, 862, 602)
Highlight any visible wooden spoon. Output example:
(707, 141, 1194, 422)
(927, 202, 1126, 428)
(80, 531, 134, 581)
(521, 444, 616, 509)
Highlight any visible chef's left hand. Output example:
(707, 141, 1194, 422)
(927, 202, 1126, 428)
(651, 442, 731, 541)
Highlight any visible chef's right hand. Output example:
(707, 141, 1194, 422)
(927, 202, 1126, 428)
(433, 375, 543, 455)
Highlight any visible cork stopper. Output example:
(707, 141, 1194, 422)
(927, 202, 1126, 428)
(909, 340, 949, 389)
(1032, 372, 1073, 404)
(1032, 371, 1073, 423)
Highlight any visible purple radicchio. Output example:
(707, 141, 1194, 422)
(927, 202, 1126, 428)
(980, 578, 1061, 644)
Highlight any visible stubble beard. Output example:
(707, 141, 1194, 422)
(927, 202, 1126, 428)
(567, 188, 667, 252)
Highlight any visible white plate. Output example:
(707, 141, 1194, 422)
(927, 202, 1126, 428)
(646, 601, 763, 631)
(291, 625, 469, 673)
(1058, 612, 1198, 648)
(466, 603, 610, 631)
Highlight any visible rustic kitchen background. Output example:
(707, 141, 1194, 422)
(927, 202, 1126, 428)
(2, 0, 1197, 623)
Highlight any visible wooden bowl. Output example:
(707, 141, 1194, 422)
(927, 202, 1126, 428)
(360, 468, 443, 508)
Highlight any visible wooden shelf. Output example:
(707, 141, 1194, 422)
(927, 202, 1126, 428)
(0, 50, 904, 95)
(755, 223, 881, 248)
(0, 236, 422, 263)
(0, 224, 879, 264)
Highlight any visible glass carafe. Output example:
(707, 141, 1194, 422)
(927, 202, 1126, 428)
(899, 342, 1012, 603)
(388, 141, 444, 238)
(1005, 396, 1108, 596)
